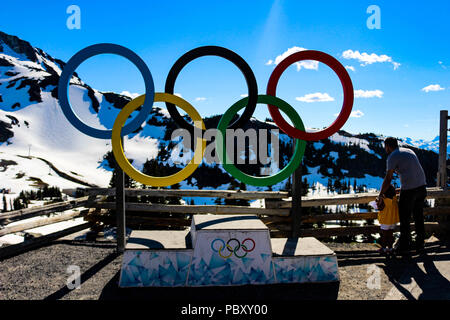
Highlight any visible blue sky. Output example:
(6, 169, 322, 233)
(1, 0, 449, 140)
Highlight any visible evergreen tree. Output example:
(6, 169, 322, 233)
(327, 178, 333, 193)
(13, 198, 23, 210)
(334, 179, 342, 193)
(283, 178, 292, 193)
(2, 194, 7, 212)
(302, 177, 309, 196)
(167, 183, 182, 205)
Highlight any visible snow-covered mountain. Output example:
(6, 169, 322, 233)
(0, 31, 446, 198)
(0, 31, 171, 194)
(399, 136, 448, 154)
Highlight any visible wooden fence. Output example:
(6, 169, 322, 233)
(82, 187, 450, 240)
(0, 196, 97, 259)
(1, 187, 450, 259)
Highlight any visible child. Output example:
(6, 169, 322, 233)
(376, 185, 400, 256)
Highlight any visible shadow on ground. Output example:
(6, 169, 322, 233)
(331, 239, 450, 300)
(98, 271, 340, 301)
(380, 241, 450, 300)
(44, 251, 120, 300)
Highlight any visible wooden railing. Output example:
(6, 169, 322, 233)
(83, 187, 450, 239)
(1, 187, 450, 259)
(0, 196, 98, 260)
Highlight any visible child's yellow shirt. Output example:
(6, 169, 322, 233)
(378, 195, 400, 225)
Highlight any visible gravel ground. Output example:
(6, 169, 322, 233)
(0, 236, 445, 300)
(0, 240, 122, 300)
(326, 242, 406, 300)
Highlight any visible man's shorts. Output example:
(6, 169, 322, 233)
(380, 224, 396, 231)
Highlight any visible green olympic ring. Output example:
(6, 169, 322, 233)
(233, 244, 248, 259)
(216, 95, 306, 187)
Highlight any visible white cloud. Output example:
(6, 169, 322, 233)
(195, 97, 207, 101)
(421, 84, 445, 92)
(438, 61, 447, 69)
(342, 50, 400, 70)
(120, 91, 140, 99)
(354, 89, 384, 98)
(350, 110, 364, 118)
(334, 110, 364, 118)
(296, 92, 334, 103)
(345, 65, 355, 72)
(174, 93, 183, 98)
(240, 94, 248, 97)
(266, 46, 319, 71)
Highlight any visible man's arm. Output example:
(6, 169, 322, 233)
(379, 169, 395, 198)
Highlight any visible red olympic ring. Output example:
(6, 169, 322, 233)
(242, 238, 256, 252)
(266, 50, 354, 141)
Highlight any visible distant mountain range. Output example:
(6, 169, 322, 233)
(0, 30, 448, 196)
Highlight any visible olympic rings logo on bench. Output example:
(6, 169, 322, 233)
(211, 238, 256, 259)
(58, 44, 354, 187)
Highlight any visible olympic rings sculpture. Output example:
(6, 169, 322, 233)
(58, 44, 354, 187)
(211, 238, 256, 259)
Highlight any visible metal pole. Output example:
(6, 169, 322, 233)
(438, 110, 448, 189)
(116, 136, 126, 253)
(291, 138, 302, 238)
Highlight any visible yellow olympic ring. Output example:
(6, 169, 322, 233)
(218, 244, 234, 259)
(111, 93, 206, 187)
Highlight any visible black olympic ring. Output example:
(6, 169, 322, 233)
(165, 46, 258, 134)
(226, 238, 241, 252)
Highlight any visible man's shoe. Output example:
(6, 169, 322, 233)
(394, 245, 411, 257)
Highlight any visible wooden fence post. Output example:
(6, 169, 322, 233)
(291, 138, 302, 238)
(438, 110, 448, 189)
(116, 137, 126, 253)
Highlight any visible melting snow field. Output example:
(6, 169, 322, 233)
(0, 90, 114, 192)
(0, 153, 96, 193)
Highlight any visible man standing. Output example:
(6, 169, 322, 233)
(378, 137, 427, 255)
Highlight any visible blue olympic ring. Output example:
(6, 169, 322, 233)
(211, 238, 225, 252)
(58, 43, 155, 139)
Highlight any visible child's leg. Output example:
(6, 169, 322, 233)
(386, 230, 394, 249)
(380, 229, 387, 248)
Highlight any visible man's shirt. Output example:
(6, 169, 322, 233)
(387, 147, 427, 190)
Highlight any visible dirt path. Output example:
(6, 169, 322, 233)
(17, 155, 97, 188)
